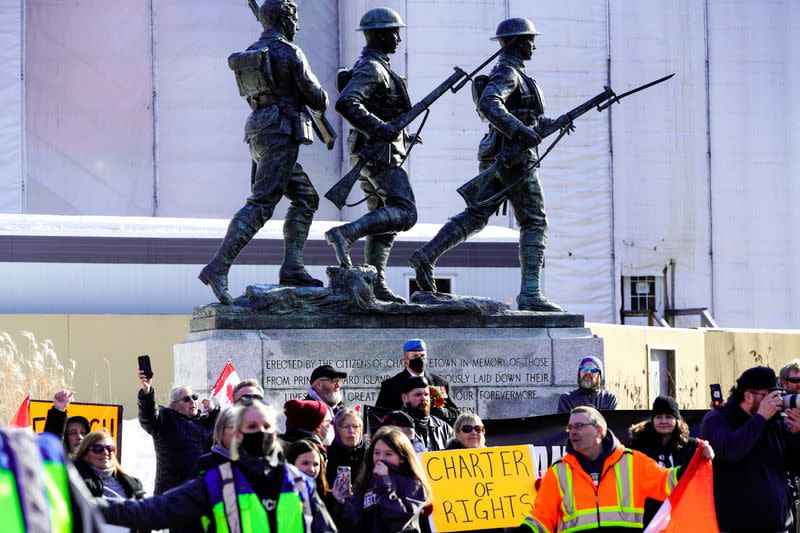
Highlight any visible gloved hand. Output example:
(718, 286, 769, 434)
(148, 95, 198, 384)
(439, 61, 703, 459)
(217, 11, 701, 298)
(375, 121, 400, 141)
(516, 125, 542, 148)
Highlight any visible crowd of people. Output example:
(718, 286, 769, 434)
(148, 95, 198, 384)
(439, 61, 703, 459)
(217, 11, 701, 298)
(11, 340, 800, 532)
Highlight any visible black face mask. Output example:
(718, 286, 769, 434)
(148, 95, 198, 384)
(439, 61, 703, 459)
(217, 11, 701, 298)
(239, 431, 275, 457)
(408, 357, 426, 373)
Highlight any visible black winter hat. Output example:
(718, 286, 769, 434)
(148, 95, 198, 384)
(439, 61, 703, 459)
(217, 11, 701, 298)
(651, 395, 681, 420)
(401, 376, 430, 394)
(382, 410, 415, 429)
(736, 366, 781, 392)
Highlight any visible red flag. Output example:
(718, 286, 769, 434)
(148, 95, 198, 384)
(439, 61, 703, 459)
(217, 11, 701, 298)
(644, 442, 719, 533)
(9, 395, 31, 428)
(210, 362, 241, 409)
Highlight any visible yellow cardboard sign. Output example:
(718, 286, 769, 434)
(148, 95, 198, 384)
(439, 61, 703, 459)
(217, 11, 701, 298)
(422, 445, 537, 532)
(30, 399, 124, 458)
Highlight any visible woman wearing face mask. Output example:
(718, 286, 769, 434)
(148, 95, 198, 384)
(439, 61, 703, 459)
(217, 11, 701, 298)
(326, 408, 368, 488)
(628, 395, 698, 527)
(446, 412, 487, 450)
(97, 401, 338, 533)
(332, 426, 432, 533)
(73, 430, 146, 533)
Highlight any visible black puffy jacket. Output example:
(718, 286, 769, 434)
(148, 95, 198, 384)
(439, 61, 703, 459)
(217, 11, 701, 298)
(137, 387, 217, 494)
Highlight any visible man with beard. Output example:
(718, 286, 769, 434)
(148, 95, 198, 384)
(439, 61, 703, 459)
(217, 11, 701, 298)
(556, 357, 618, 413)
(518, 406, 714, 532)
(701, 366, 800, 532)
(400, 376, 453, 452)
(376, 338, 460, 425)
(305, 365, 347, 414)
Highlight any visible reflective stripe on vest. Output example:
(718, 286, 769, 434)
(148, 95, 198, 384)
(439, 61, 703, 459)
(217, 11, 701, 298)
(204, 462, 306, 533)
(553, 452, 644, 531)
(520, 514, 552, 533)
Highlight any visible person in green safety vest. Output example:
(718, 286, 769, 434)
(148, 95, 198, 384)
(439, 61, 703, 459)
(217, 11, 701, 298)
(96, 400, 338, 533)
(0, 427, 105, 533)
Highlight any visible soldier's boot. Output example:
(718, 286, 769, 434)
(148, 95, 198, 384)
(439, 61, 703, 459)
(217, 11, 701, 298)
(279, 210, 323, 287)
(365, 237, 406, 304)
(325, 208, 404, 269)
(517, 244, 563, 312)
(408, 220, 471, 292)
(199, 204, 264, 305)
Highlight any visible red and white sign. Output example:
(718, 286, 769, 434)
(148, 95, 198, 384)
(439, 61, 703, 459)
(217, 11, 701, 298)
(210, 362, 241, 409)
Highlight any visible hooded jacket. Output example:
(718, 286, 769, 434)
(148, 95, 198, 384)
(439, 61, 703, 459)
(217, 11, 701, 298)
(519, 430, 678, 533)
(700, 398, 800, 532)
(338, 463, 428, 533)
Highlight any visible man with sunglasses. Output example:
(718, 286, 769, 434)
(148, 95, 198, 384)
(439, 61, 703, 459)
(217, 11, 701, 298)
(701, 366, 800, 533)
(780, 360, 800, 394)
(137, 369, 219, 496)
(556, 356, 618, 414)
(233, 378, 265, 404)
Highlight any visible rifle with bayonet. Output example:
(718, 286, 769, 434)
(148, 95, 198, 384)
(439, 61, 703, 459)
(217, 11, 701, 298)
(246, 0, 337, 150)
(457, 73, 675, 208)
(324, 48, 507, 210)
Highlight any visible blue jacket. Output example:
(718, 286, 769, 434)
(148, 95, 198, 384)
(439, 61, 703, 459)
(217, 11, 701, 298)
(700, 400, 800, 532)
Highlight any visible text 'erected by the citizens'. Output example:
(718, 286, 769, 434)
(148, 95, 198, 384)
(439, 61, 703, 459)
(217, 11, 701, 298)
(422, 445, 537, 532)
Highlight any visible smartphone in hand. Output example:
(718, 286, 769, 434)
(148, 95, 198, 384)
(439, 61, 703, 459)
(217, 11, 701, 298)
(710, 383, 723, 408)
(138, 355, 153, 380)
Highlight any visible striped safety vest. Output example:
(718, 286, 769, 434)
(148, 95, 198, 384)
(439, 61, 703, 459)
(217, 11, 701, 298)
(202, 461, 312, 533)
(0, 429, 73, 533)
(521, 445, 679, 532)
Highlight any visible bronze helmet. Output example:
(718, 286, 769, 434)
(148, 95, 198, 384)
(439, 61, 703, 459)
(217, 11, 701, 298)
(356, 7, 406, 31)
(491, 17, 540, 40)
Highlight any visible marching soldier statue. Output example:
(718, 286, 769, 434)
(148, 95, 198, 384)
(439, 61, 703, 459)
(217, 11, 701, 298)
(324, 7, 418, 304)
(199, 0, 330, 304)
(410, 18, 565, 312)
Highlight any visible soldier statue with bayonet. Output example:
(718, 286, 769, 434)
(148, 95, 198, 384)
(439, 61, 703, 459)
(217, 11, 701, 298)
(199, 0, 332, 304)
(324, 7, 417, 304)
(410, 18, 567, 312)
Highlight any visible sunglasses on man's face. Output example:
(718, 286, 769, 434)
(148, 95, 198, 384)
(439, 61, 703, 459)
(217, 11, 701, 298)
(181, 394, 199, 403)
(785, 377, 800, 384)
(89, 444, 116, 455)
(237, 394, 263, 401)
(460, 425, 485, 434)
(580, 366, 600, 374)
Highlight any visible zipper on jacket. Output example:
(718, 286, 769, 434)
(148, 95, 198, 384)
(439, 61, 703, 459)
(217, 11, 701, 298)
(591, 450, 629, 526)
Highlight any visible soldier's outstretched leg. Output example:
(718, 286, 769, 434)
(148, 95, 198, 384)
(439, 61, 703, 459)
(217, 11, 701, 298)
(199, 203, 266, 304)
(517, 233, 562, 312)
(365, 234, 405, 303)
(409, 212, 488, 292)
(325, 207, 409, 268)
(279, 163, 323, 287)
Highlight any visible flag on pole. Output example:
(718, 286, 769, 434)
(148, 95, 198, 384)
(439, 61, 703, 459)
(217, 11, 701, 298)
(9, 394, 31, 429)
(210, 362, 241, 409)
(644, 443, 718, 533)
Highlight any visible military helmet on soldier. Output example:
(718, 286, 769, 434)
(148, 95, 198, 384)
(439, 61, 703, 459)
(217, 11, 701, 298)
(356, 7, 406, 31)
(491, 17, 540, 40)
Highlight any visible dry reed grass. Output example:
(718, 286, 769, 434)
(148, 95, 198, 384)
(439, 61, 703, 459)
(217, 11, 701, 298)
(0, 331, 75, 423)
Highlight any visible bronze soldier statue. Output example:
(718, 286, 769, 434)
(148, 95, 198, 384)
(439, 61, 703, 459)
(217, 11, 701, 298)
(324, 7, 417, 304)
(199, 0, 328, 304)
(409, 17, 564, 312)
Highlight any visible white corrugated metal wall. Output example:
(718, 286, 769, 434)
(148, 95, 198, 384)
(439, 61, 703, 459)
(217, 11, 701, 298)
(0, 1, 797, 328)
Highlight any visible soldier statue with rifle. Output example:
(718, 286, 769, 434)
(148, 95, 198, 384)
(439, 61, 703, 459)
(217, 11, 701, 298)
(324, 7, 417, 304)
(199, 0, 334, 305)
(409, 17, 566, 312)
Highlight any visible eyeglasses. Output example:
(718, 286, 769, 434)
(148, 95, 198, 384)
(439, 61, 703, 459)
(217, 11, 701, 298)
(747, 390, 768, 398)
(89, 444, 116, 455)
(180, 394, 199, 403)
(459, 425, 485, 434)
(317, 378, 343, 385)
(339, 424, 362, 431)
(785, 377, 800, 384)
(238, 394, 263, 401)
(565, 422, 596, 433)
(579, 366, 600, 374)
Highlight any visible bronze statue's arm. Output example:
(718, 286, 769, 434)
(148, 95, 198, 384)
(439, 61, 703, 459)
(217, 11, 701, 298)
(478, 67, 525, 139)
(335, 64, 386, 137)
(292, 47, 328, 112)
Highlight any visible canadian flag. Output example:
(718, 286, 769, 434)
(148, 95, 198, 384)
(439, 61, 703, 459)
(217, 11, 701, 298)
(644, 443, 719, 533)
(9, 394, 31, 429)
(211, 362, 241, 409)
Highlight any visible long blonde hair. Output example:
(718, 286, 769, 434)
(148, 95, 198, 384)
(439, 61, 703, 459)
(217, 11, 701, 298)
(74, 429, 127, 475)
(354, 426, 432, 505)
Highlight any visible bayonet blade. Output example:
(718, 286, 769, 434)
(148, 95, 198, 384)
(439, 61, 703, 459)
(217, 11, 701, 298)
(598, 73, 675, 111)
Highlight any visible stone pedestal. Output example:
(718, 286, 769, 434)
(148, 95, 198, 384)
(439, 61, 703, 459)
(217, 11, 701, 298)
(174, 325, 603, 419)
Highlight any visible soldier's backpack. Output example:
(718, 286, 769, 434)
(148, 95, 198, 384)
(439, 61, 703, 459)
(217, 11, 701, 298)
(471, 74, 490, 122)
(228, 47, 275, 105)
